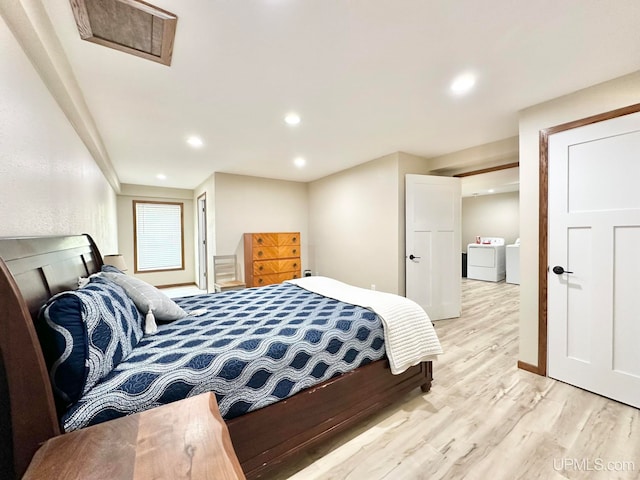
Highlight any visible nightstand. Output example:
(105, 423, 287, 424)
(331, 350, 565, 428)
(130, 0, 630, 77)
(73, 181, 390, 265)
(23, 393, 245, 480)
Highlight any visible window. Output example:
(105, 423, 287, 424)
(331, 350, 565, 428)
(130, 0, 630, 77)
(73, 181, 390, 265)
(133, 201, 184, 272)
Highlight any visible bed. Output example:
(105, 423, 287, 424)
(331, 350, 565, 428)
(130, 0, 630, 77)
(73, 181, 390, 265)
(0, 234, 440, 479)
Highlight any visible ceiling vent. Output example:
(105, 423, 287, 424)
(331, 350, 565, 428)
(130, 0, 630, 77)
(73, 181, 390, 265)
(69, 0, 178, 66)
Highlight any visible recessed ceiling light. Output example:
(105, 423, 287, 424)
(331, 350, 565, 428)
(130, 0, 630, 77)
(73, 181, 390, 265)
(187, 136, 203, 148)
(285, 113, 301, 126)
(488, 188, 495, 193)
(294, 157, 306, 168)
(450, 73, 476, 95)
(157, 173, 167, 180)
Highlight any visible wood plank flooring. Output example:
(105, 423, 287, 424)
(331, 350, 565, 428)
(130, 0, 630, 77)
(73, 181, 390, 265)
(273, 279, 640, 480)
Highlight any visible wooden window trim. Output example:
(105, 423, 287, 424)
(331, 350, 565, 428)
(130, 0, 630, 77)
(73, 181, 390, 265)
(133, 200, 185, 274)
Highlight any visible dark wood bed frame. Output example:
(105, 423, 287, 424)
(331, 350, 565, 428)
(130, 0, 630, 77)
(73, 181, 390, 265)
(0, 235, 432, 479)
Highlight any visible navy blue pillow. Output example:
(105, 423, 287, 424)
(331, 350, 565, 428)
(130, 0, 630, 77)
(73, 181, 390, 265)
(37, 294, 88, 405)
(38, 280, 144, 406)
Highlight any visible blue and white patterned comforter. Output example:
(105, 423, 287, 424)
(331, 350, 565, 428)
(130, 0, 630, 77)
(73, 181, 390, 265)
(61, 282, 385, 432)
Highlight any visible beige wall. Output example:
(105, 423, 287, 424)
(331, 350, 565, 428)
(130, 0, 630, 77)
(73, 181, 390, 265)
(462, 192, 520, 251)
(308, 148, 520, 296)
(518, 70, 640, 366)
(214, 173, 309, 282)
(309, 153, 402, 294)
(117, 184, 195, 287)
(0, 15, 117, 252)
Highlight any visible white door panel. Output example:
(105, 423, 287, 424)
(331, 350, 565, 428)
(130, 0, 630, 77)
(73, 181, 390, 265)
(548, 110, 640, 408)
(407, 231, 433, 310)
(613, 226, 640, 378)
(406, 174, 461, 320)
(567, 131, 640, 212)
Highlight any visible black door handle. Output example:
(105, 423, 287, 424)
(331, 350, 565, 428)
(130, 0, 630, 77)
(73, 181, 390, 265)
(409, 254, 420, 260)
(552, 266, 573, 275)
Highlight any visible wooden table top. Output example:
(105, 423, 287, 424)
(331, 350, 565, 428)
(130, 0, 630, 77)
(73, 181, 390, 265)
(23, 393, 245, 480)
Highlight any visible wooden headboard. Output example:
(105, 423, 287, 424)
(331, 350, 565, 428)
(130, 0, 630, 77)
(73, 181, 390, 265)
(0, 235, 103, 478)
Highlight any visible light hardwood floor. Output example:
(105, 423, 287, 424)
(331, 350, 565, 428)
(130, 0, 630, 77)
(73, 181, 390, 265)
(274, 279, 640, 480)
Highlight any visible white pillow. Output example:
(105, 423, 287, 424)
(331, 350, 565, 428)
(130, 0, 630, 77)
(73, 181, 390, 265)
(101, 272, 187, 334)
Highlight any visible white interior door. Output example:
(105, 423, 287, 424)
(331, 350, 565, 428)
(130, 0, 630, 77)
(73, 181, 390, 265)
(406, 174, 461, 320)
(197, 194, 207, 290)
(548, 110, 640, 408)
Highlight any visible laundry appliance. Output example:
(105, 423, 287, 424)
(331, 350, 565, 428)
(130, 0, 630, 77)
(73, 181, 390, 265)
(467, 237, 506, 282)
(506, 238, 520, 284)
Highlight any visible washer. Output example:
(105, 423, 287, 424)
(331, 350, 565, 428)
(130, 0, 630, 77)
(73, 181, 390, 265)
(506, 239, 520, 284)
(467, 237, 506, 282)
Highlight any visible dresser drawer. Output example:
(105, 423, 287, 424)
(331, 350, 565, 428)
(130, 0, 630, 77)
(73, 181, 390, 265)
(253, 274, 280, 287)
(254, 271, 301, 286)
(253, 260, 279, 275)
(277, 233, 299, 246)
(279, 259, 300, 272)
(252, 233, 299, 246)
(278, 246, 299, 258)
(252, 246, 300, 260)
(252, 233, 278, 247)
(252, 246, 279, 260)
(254, 259, 301, 275)
(278, 271, 301, 282)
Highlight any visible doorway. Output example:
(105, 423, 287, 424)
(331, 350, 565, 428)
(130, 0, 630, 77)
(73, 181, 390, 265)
(459, 165, 520, 285)
(197, 193, 207, 291)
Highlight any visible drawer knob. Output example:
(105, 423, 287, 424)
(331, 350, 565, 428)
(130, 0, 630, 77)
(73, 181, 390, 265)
(293, 249, 297, 254)
(257, 237, 263, 244)
(292, 237, 297, 242)
(293, 274, 298, 278)
(258, 251, 263, 257)
(293, 263, 297, 268)
(258, 278, 263, 284)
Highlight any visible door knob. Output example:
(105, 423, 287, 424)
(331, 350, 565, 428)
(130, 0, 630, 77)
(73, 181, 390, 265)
(552, 265, 573, 275)
(409, 254, 421, 260)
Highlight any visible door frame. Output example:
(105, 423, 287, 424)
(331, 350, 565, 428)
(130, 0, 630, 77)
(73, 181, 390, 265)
(532, 102, 640, 377)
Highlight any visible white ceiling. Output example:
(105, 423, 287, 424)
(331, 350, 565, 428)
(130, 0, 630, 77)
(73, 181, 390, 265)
(42, 0, 640, 189)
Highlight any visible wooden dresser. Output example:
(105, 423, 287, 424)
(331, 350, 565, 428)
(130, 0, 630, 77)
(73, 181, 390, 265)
(244, 232, 301, 287)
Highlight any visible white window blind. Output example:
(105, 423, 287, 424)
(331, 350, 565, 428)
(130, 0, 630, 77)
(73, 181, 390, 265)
(135, 202, 183, 271)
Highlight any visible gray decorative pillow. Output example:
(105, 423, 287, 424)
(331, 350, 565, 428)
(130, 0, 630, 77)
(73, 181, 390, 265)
(101, 272, 187, 334)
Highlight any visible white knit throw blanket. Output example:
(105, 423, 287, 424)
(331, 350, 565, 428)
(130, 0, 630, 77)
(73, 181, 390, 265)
(287, 277, 443, 374)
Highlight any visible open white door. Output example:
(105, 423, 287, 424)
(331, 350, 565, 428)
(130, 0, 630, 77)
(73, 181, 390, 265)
(548, 110, 640, 408)
(197, 194, 207, 290)
(406, 174, 461, 320)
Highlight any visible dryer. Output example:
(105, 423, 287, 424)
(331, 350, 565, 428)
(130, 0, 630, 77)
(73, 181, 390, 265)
(467, 237, 506, 282)
(506, 238, 520, 284)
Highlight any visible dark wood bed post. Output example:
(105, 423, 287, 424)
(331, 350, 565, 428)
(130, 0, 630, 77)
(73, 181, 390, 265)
(0, 258, 60, 477)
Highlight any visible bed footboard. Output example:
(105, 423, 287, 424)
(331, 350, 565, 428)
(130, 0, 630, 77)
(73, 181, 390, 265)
(226, 359, 432, 479)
